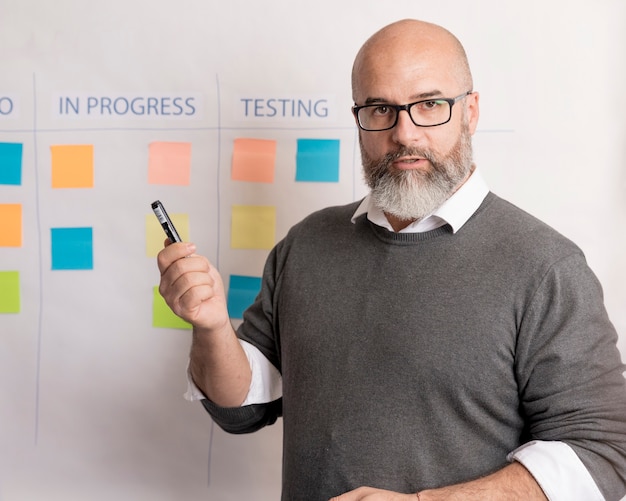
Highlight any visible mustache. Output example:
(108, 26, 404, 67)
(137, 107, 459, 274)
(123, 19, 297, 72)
(367, 146, 438, 180)
(382, 147, 435, 165)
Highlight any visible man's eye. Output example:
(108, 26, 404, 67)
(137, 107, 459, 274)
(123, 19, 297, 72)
(417, 100, 445, 111)
(372, 105, 392, 116)
(421, 100, 440, 110)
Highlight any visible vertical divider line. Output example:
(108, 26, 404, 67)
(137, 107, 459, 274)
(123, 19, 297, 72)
(215, 73, 222, 269)
(31, 73, 44, 445)
(205, 72, 223, 488)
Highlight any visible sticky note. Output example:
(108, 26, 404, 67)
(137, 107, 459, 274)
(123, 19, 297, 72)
(0, 271, 20, 313)
(231, 205, 276, 250)
(295, 138, 340, 182)
(152, 286, 192, 329)
(0, 204, 22, 247)
(51, 227, 93, 270)
(148, 141, 192, 185)
(227, 275, 262, 319)
(0, 142, 23, 185)
(50, 144, 94, 188)
(145, 213, 190, 256)
(231, 138, 277, 183)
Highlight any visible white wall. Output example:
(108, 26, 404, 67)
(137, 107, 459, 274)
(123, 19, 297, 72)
(0, 0, 624, 499)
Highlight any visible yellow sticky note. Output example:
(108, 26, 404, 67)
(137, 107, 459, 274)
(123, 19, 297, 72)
(152, 286, 191, 329)
(146, 213, 190, 256)
(232, 138, 276, 183)
(148, 141, 192, 185)
(0, 204, 22, 247)
(231, 205, 275, 250)
(51, 144, 94, 188)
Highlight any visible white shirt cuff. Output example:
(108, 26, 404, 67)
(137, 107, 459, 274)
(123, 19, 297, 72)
(508, 440, 604, 501)
(239, 340, 282, 405)
(183, 362, 206, 401)
(183, 339, 283, 405)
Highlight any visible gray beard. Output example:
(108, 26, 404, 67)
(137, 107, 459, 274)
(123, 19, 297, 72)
(361, 126, 474, 222)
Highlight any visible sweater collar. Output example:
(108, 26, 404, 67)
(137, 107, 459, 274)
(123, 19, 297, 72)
(351, 167, 489, 234)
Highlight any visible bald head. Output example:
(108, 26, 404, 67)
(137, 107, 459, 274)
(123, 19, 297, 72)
(352, 19, 473, 102)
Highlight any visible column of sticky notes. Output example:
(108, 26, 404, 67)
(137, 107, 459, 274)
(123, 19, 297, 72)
(0, 142, 96, 313)
(0, 142, 23, 312)
(225, 136, 341, 320)
(50, 144, 95, 269)
(145, 141, 193, 329)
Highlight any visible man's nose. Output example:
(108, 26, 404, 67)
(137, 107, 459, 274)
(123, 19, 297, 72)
(391, 109, 424, 146)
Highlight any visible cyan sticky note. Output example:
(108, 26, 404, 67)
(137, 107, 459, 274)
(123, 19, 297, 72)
(0, 142, 23, 185)
(295, 138, 340, 183)
(0, 271, 20, 313)
(51, 227, 93, 270)
(227, 275, 262, 319)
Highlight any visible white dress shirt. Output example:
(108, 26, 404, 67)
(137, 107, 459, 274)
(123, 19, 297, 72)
(186, 168, 604, 500)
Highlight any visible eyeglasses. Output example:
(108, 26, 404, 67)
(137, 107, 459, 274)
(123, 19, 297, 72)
(352, 91, 472, 131)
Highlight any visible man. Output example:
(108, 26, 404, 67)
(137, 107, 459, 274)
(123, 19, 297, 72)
(157, 19, 626, 500)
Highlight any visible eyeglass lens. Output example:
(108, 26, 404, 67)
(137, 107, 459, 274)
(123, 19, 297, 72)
(358, 100, 451, 130)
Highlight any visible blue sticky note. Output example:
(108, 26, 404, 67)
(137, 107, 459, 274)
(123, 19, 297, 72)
(227, 275, 262, 319)
(51, 227, 93, 270)
(295, 138, 340, 182)
(0, 142, 23, 185)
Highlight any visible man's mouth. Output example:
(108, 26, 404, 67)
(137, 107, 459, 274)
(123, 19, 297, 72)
(392, 157, 427, 169)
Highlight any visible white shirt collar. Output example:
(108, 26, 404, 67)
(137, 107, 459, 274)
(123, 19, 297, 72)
(351, 167, 489, 234)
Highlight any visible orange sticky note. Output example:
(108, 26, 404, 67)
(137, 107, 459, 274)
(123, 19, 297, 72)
(148, 141, 192, 185)
(231, 138, 276, 183)
(51, 145, 94, 188)
(0, 204, 22, 247)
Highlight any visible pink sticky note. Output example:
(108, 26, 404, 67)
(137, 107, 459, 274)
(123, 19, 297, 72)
(231, 138, 276, 183)
(148, 141, 192, 185)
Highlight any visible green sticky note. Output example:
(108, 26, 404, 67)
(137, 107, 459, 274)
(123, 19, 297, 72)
(0, 271, 20, 313)
(152, 286, 192, 329)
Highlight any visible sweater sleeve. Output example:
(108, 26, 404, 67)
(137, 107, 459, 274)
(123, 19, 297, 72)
(515, 251, 626, 500)
(199, 242, 285, 434)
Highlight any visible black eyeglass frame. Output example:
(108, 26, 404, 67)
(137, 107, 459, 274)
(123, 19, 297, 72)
(352, 91, 473, 131)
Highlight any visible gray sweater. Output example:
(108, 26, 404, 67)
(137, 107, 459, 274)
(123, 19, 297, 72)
(204, 193, 626, 500)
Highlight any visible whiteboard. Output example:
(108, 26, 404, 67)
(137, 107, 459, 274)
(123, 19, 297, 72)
(1, 0, 624, 499)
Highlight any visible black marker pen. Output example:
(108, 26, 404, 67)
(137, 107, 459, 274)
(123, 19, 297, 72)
(151, 200, 182, 243)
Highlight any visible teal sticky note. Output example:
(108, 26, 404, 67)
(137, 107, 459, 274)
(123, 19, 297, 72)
(295, 138, 340, 182)
(0, 142, 23, 185)
(51, 227, 93, 270)
(0, 271, 20, 313)
(227, 275, 262, 319)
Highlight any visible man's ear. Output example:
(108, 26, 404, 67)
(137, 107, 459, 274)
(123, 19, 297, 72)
(467, 91, 480, 135)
